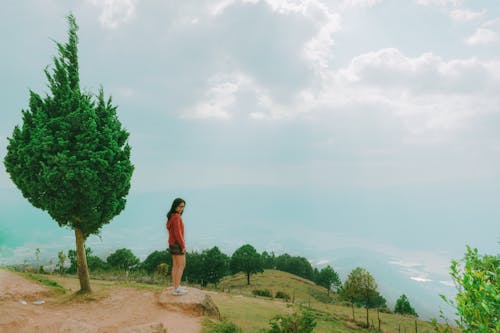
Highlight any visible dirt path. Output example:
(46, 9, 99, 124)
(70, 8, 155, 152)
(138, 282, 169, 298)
(0, 269, 202, 333)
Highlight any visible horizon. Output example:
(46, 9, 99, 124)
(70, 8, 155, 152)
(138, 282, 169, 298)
(1, 0, 499, 322)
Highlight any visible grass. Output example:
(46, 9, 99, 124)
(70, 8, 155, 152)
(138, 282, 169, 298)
(209, 270, 457, 333)
(21, 272, 66, 292)
(217, 269, 336, 304)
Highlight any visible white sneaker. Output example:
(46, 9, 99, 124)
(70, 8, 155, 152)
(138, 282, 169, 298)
(178, 286, 187, 292)
(172, 287, 187, 296)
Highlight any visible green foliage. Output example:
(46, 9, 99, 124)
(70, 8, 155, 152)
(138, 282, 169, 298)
(106, 248, 140, 271)
(3, 14, 133, 238)
(141, 250, 170, 274)
(275, 291, 291, 302)
(340, 267, 380, 327)
(262, 251, 276, 269)
(230, 244, 264, 285)
(394, 294, 418, 317)
(315, 265, 341, 295)
(200, 246, 230, 287)
(264, 311, 317, 333)
(66, 247, 108, 273)
(24, 273, 65, 292)
(207, 320, 242, 333)
(252, 289, 273, 297)
(184, 251, 203, 284)
(340, 267, 378, 305)
(87, 253, 108, 271)
(443, 246, 499, 333)
(275, 254, 314, 281)
(56, 250, 66, 275)
(67, 249, 78, 274)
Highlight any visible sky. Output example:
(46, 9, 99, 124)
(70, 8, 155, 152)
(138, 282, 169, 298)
(1, 0, 499, 320)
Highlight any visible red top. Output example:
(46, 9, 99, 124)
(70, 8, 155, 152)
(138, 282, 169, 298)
(166, 213, 185, 251)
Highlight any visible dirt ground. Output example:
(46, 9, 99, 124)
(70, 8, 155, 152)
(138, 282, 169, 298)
(0, 269, 202, 333)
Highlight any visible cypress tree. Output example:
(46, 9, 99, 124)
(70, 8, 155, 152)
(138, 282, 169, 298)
(4, 14, 134, 293)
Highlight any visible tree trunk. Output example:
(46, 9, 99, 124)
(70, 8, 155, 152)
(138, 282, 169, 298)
(366, 306, 369, 328)
(246, 272, 250, 285)
(351, 302, 355, 321)
(75, 228, 91, 293)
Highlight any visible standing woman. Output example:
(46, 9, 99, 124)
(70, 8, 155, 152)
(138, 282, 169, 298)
(166, 198, 187, 295)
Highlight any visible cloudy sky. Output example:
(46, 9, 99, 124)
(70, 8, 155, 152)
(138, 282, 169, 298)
(1, 0, 499, 319)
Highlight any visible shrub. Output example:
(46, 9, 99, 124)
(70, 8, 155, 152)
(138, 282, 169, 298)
(275, 291, 291, 302)
(265, 311, 316, 333)
(208, 320, 242, 333)
(252, 289, 273, 297)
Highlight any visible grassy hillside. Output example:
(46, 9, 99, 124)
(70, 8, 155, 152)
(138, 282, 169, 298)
(208, 269, 454, 333)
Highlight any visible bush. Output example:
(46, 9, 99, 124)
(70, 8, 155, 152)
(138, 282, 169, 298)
(252, 289, 273, 298)
(265, 311, 316, 333)
(208, 320, 242, 333)
(443, 246, 499, 333)
(275, 291, 291, 302)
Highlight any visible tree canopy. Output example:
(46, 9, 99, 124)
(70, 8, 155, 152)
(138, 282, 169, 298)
(445, 246, 499, 333)
(4, 14, 133, 292)
(107, 248, 140, 271)
(340, 267, 380, 327)
(230, 244, 264, 285)
(315, 265, 341, 296)
(394, 294, 418, 317)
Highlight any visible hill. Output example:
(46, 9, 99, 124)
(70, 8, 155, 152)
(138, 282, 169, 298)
(209, 269, 447, 333)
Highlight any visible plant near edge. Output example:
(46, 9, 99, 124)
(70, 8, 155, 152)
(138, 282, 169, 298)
(4, 14, 133, 293)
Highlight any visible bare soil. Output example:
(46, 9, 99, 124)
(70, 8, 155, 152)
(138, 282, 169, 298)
(0, 269, 202, 333)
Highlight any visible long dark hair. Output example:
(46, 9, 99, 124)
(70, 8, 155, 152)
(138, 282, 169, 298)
(167, 197, 186, 219)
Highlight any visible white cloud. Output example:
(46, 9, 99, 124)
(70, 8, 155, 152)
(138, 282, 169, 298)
(449, 9, 485, 22)
(411, 276, 433, 282)
(416, 0, 461, 7)
(86, 0, 137, 29)
(341, 0, 383, 9)
(184, 71, 288, 120)
(483, 18, 500, 28)
(209, 0, 342, 75)
(314, 259, 330, 266)
(303, 16, 342, 73)
(465, 28, 498, 45)
(183, 72, 247, 120)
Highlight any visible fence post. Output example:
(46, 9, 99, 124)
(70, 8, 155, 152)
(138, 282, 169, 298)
(415, 319, 418, 333)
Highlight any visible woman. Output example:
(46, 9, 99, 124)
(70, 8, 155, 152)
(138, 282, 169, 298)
(166, 198, 187, 295)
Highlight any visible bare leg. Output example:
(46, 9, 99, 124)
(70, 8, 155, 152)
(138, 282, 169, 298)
(172, 255, 186, 289)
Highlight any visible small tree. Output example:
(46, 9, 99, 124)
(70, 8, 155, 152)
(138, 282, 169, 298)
(56, 250, 66, 275)
(230, 244, 263, 285)
(442, 246, 499, 333)
(316, 265, 341, 296)
(4, 14, 133, 293)
(201, 246, 229, 287)
(395, 294, 418, 317)
(340, 267, 379, 327)
(107, 248, 139, 276)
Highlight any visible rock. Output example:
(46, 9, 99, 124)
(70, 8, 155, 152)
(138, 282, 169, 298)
(117, 322, 167, 333)
(200, 294, 221, 320)
(59, 319, 98, 333)
(157, 287, 220, 319)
